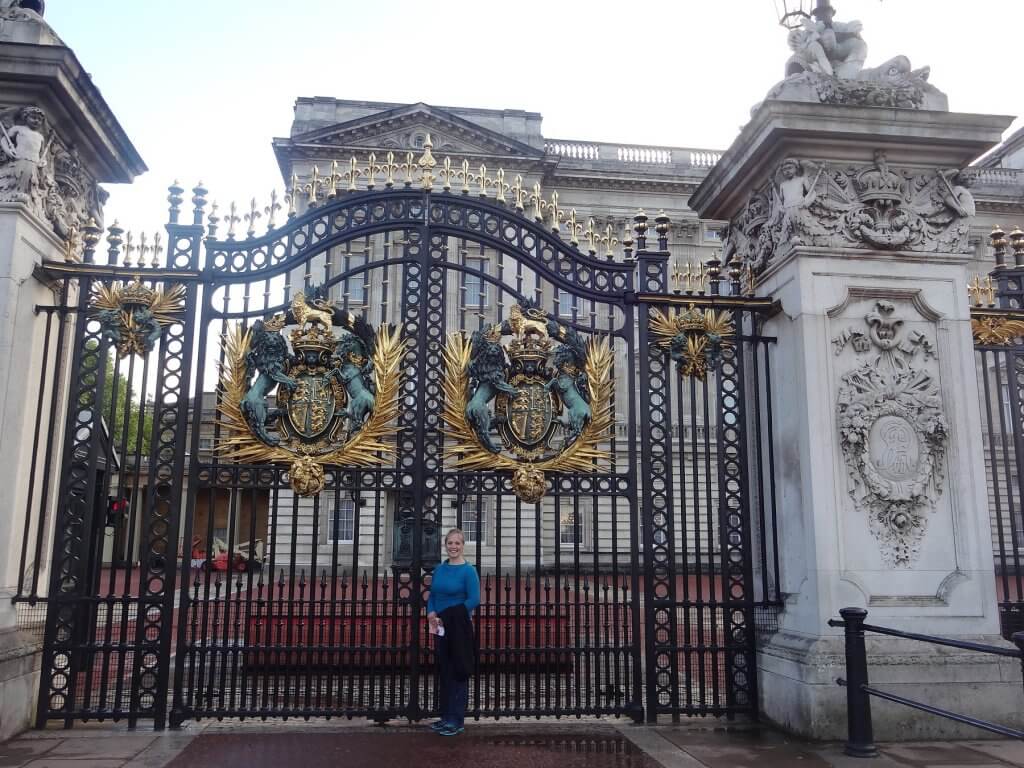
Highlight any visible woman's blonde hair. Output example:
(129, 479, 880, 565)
(444, 527, 465, 545)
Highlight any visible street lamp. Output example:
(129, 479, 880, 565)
(773, 0, 835, 29)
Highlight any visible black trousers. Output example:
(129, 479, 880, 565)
(435, 634, 468, 727)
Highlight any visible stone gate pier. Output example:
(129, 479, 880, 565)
(0, 4, 144, 740)
(690, 98, 1023, 739)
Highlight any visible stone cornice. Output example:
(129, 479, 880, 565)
(690, 101, 1013, 221)
(0, 41, 146, 182)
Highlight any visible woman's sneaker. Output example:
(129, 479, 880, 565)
(428, 720, 449, 732)
(438, 724, 464, 736)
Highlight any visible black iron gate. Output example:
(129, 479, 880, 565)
(23, 156, 779, 728)
(972, 224, 1024, 641)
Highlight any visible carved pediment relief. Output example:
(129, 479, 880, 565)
(289, 105, 544, 160)
(342, 124, 496, 156)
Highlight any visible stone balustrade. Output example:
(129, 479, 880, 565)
(971, 167, 1024, 186)
(544, 139, 723, 170)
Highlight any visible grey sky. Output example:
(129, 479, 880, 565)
(45, 0, 1023, 241)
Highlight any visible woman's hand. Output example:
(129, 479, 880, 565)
(428, 612, 441, 631)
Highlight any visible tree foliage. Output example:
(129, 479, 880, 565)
(81, 341, 154, 457)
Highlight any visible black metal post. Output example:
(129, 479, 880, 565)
(1013, 632, 1024, 692)
(839, 607, 878, 758)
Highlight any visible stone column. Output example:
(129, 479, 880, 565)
(0, 3, 144, 739)
(690, 100, 1022, 739)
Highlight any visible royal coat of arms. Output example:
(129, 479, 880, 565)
(91, 278, 186, 358)
(216, 291, 405, 496)
(442, 302, 614, 503)
(648, 303, 734, 380)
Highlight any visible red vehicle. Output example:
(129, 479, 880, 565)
(193, 537, 264, 573)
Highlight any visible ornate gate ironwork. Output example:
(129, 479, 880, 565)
(25, 156, 780, 728)
(971, 225, 1024, 641)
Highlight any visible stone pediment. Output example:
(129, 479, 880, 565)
(285, 103, 545, 160)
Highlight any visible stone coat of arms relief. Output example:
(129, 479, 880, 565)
(832, 298, 948, 567)
(724, 151, 975, 277)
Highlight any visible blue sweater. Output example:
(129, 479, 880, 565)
(427, 561, 480, 616)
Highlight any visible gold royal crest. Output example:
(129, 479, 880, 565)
(441, 302, 614, 503)
(215, 291, 406, 496)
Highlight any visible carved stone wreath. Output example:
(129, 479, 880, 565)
(834, 301, 947, 567)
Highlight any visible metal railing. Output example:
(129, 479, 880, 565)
(829, 607, 1024, 758)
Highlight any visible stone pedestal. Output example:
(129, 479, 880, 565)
(0, 4, 144, 738)
(690, 101, 1022, 739)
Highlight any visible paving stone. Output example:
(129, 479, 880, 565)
(47, 736, 157, 760)
(162, 728, 665, 768)
(960, 741, 1024, 764)
(21, 760, 126, 768)
(880, 743, 1009, 765)
(0, 741, 59, 768)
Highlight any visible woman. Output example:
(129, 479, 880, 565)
(426, 528, 480, 736)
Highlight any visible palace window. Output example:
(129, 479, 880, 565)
(559, 501, 592, 549)
(704, 226, 722, 242)
(326, 496, 356, 543)
(463, 257, 489, 308)
(556, 288, 581, 317)
(460, 500, 489, 545)
(343, 252, 367, 304)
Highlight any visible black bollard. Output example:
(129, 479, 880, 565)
(839, 607, 878, 758)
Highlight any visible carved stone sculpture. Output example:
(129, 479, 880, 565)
(725, 152, 976, 275)
(0, 104, 105, 240)
(763, 13, 948, 111)
(833, 300, 947, 567)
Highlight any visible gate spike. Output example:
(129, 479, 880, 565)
(167, 180, 184, 224)
(105, 220, 123, 266)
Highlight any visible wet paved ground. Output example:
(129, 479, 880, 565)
(1, 720, 1023, 768)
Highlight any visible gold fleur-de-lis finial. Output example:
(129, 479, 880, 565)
(566, 209, 582, 246)
(401, 151, 416, 187)
(583, 218, 598, 255)
(547, 190, 563, 233)
(305, 165, 321, 206)
(477, 164, 493, 197)
(984, 275, 996, 306)
(495, 168, 508, 204)
(138, 231, 150, 267)
(123, 230, 135, 267)
(225, 201, 240, 239)
(244, 197, 262, 238)
(417, 134, 436, 189)
(265, 189, 282, 230)
(347, 156, 362, 191)
(326, 160, 339, 198)
(531, 182, 544, 222)
(692, 260, 708, 292)
(511, 174, 527, 212)
(601, 223, 619, 258)
(967, 274, 983, 306)
(671, 260, 684, 291)
(384, 151, 397, 188)
(151, 232, 163, 268)
(440, 157, 455, 191)
(287, 174, 299, 217)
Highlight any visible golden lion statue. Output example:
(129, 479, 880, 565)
(508, 303, 548, 341)
(292, 292, 335, 331)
